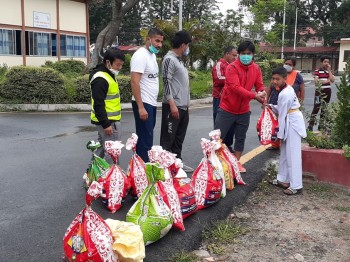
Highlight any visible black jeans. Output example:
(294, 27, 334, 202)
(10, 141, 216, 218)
(160, 103, 189, 159)
(308, 88, 332, 129)
(213, 97, 234, 148)
(214, 108, 250, 153)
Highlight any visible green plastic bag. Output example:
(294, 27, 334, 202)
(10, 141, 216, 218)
(83, 141, 110, 189)
(126, 163, 173, 245)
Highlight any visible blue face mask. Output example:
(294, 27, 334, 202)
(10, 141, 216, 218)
(239, 54, 253, 65)
(183, 47, 190, 57)
(149, 41, 159, 54)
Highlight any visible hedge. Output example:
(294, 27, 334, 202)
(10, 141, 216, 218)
(71, 74, 132, 103)
(43, 59, 86, 76)
(0, 66, 67, 104)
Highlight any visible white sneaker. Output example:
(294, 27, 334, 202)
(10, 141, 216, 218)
(182, 164, 194, 173)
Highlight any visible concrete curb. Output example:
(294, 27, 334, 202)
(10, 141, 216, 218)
(0, 97, 213, 112)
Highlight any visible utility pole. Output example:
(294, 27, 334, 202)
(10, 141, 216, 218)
(179, 0, 183, 30)
(281, 0, 286, 59)
(293, 6, 298, 55)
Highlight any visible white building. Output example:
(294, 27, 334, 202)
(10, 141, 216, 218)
(0, 0, 89, 66)
(336, 38, 350, 73)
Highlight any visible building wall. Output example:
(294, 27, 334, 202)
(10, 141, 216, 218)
(0, 0, 88, 66)
(24, 0, 57, 29)
(339, 41, 350, 72)
(0, 56, 23, 67)
(0, 0, 22, 27)
(60, 0, 87, 33)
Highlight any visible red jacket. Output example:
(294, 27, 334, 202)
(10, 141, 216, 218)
(212, 58, 229, 98)
(220, 59, 265, 114)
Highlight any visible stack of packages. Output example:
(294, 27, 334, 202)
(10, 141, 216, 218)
(169, 158, 198, 219)
(83, 141, 110, 189)
(125, 133, 148, 199)
(148, 146, 185, 231)
(209, 130, 246, 186)
(126, 162, 173, 245)
(98, 141, 130, 213)
(191, 138, 223, 210)
(256, 106, 279, 146)
(63, 181, 145, 262)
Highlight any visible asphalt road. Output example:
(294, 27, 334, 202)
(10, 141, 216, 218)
(0, 78, 339, 262)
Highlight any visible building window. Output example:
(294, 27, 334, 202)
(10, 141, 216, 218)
(0, 29, 17, 55)
(344, 50, 350, 62)
(25, 31, 52, 56)
(60, 35, 86, 57)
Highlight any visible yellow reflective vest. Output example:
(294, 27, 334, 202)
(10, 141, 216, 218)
(90, 71, 121, 122)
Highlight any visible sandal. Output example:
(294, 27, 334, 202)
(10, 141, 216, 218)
(268, 179, 289, 189)
(283, 187, 303, 195)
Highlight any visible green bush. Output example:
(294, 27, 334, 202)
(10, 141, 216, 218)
(269, 59, 284, 68)
(188, 70, 198, 79)
(0, 63, 8, 83)
(73, 75, 90, 103)
(256, 61, 272, 82)
(43, 59, 86, 76)
(0, 66, 67, 103)
(334, 61, 350, 146)
(119, 54, 131, 75)
(117, 75, 132, 103)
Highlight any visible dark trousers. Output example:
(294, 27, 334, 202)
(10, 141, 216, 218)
(308, 88, 332, 129)
(213, 97, 234, 147)
(132, 101, 157, 162)
(214, 108, 250, 153)
(160, 103, 189, 159)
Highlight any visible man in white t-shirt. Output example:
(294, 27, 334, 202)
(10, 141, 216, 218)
(131, 28, 164, 162)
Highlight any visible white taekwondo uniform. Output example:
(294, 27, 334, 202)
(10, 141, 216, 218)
(270, 85, 307, 190)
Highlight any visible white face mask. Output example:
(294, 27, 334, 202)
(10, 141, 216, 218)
(109, 69, 119, 75)
(107, 61, 119, 75)
(283, 64, 293, 72)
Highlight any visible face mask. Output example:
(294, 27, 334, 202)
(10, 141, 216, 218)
(183, 47, 190, 57)
(239, 54, 253, 65)
(110, 69, 119, 75)
(283, 64, 293, 72)
(107, 61, 119, 75)
(149, 40, 159, 54)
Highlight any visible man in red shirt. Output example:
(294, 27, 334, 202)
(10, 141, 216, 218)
(308, 55, 335, 131)
(212, 46, 237, 151)
(214, 41, 266, 173)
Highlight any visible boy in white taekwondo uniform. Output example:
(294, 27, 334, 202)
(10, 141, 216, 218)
(268, 67, 307, 195)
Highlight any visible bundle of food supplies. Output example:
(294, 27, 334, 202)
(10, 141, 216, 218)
(256, 106, 279, 145)
(98, 141, 130, 213)
(191, 138, 223, 210)
(169, 158, 198, 219)
(148, 146, 185, 231)
(63, 181, 145, 262)
(209, 130, 246, 186)
(126, 163, 173, 245)
(83, 141, 110, 189)
(125, 133, 148, 199)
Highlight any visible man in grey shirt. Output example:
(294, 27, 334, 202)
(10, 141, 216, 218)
(160, 30, 193, 172)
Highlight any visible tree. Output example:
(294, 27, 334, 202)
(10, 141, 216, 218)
(90, 0, 141, 68)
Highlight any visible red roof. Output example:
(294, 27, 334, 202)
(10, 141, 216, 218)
(117, 45, 141, 51)
(259, 46, 339, 53)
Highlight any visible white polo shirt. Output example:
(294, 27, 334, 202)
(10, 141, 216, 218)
(130, 47, 159, 106)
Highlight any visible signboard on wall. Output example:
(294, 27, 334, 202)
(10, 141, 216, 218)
(33, 11, 51, 29)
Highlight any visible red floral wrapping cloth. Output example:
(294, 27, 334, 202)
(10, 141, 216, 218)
(191, 139, 223, 210)
(209, 130, 246, 185)
(126, 134, 148, 198)
(256, 107, 279, 145)
(98, 141, 130, 213)
(63, 181, 118, 262)
(148, 146, 185, 231)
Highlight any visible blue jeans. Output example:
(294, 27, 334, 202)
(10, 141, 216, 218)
(132, 101, 157, 162)
(213, 98, 234, 148)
